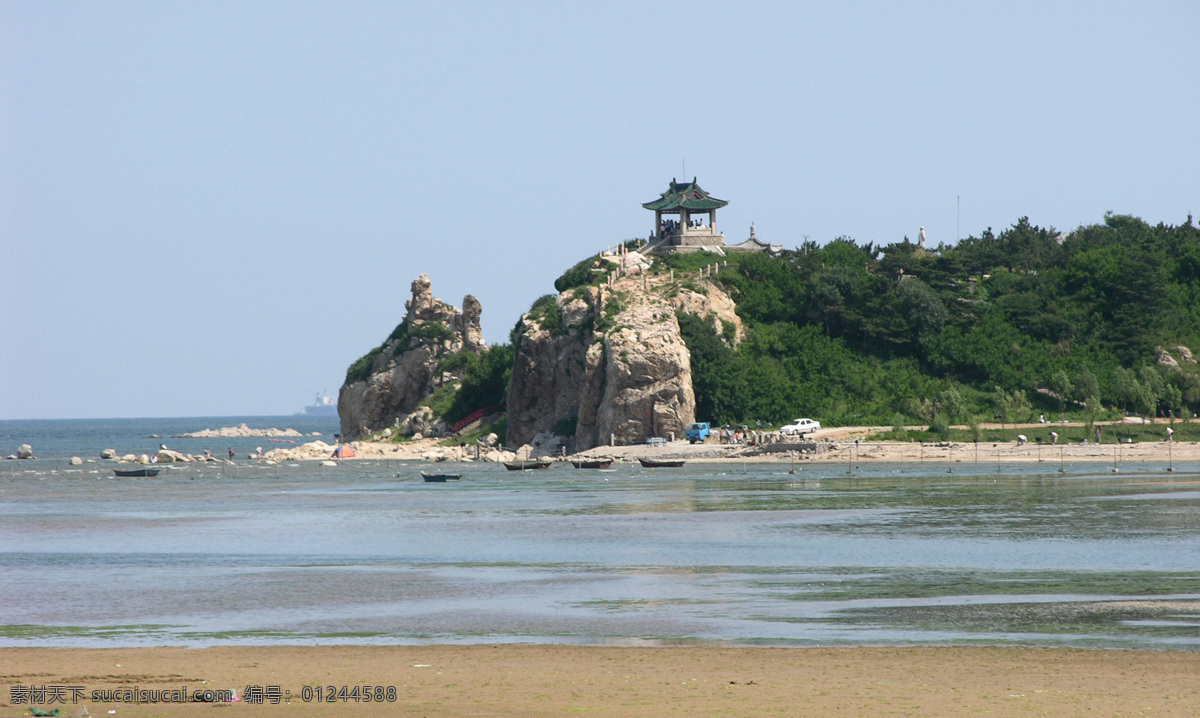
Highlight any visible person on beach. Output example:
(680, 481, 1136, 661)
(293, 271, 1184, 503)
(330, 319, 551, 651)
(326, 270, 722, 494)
(227, 447, 234, 460)
(1167, 427, 1174, 441)
(1095, 427, 1101, 444)
(1050, 431, 1058, 445)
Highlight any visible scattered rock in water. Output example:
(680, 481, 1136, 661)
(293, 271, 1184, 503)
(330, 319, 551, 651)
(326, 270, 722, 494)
(16, 444, 34, 460)
(69, 457, 83, 465)
(172, 423, 303, 439)
(155, 450, 189, 463)
(101, 448, 118, 460)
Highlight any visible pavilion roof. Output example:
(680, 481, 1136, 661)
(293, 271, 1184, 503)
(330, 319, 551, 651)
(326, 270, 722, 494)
(642, 178, 728, 212)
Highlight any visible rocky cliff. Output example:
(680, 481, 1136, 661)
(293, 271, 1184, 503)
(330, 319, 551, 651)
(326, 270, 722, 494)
(338, 274, 486, 441)
(507, 262, 741, 451)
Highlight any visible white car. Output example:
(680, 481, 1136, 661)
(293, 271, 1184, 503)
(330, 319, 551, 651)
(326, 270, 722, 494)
(780, 418, 821, 436)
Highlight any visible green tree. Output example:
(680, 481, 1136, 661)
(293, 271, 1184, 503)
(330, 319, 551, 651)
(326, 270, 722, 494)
(937, 387, 968, 423)
(444, 343, 515, 423)
(1074, 366, 1099, 403)
(1084, 394, 1102, 436)
(1138, 366, 1167, 418)
(1049, 371, 1073, 421)
(1112, 366, 1140, 415)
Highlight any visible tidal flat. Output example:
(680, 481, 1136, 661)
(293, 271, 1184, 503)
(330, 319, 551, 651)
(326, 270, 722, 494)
(1, 457, 1197, 649)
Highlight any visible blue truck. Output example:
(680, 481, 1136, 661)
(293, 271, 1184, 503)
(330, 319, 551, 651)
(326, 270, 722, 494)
(686, 422, 711, 443)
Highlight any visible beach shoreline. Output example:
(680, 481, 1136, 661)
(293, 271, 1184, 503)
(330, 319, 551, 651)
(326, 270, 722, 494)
(3, 645, 1197, 717)
(317, 432, 1198, 466)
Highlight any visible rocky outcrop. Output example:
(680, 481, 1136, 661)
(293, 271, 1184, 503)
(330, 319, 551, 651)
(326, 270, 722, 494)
(338, 275, 486, 441)
(1157, 346, 1180, 369)
(506, 288, 598, 448)
(508, 274, 726, 451)
(172, 424, 304, 438)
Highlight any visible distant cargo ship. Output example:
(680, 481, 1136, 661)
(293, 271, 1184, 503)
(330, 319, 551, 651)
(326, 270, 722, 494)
(304, 392, 338, 417)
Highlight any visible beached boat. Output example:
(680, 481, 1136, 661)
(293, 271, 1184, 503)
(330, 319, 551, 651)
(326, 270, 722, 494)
(113, 467, 160, 477)
(571, 458, 613, 469)
(503, 459, 552, 471)
(421, 471, 462, 482)
(638, 457, 685, 468)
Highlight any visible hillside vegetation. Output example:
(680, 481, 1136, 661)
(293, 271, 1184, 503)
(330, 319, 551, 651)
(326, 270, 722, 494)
(429, 213, 1200, 435)
(681, 213, 1200, 429)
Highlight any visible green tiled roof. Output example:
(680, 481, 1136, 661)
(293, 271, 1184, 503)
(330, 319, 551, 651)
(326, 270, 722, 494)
(643, 178, 728, 212)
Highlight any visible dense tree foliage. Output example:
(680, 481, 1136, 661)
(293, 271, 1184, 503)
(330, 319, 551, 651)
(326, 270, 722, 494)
(442, 343, 515, 423)
(682, 214, 1200, 427)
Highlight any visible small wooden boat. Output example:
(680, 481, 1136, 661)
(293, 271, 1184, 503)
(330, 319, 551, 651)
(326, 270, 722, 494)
(503, 459, 552, 471)
(571, 458, 613, 469)
(638, 457, 685, 468)
(421, 471, 462, 482)
(113, 467, 160, 477)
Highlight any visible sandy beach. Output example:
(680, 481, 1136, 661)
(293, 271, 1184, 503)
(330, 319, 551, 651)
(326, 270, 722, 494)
(3, 645, 1198, 717)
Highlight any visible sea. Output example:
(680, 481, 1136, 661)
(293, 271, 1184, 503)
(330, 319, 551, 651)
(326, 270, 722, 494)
(1, 416, 1198, 649)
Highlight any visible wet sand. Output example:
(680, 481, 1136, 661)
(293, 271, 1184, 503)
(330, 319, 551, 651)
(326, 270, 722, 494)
(3, 645, 1197, 717)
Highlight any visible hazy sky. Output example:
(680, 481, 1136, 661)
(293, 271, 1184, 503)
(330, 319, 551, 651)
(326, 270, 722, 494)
(3, 2, 1198, 419)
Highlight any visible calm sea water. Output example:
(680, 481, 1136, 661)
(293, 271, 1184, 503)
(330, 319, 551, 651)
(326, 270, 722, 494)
(1, 418, 1197, 649)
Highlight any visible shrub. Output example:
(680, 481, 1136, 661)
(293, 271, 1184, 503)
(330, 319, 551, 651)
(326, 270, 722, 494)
(528, 294, 565, 336)
(555, 254, 602, 292)
(552, 416, 578, 437)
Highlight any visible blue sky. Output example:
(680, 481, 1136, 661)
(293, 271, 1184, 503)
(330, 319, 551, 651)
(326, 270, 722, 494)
(2, 1, 1198, 419)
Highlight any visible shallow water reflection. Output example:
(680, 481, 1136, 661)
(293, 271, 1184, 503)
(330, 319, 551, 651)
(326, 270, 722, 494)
(1, 459, 1197, 648)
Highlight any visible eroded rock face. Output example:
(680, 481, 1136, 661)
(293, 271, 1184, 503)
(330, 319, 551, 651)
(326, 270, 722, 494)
(338, 275, 486, 441)
(669, 284, 744, 345)
(506, 290, 596, 448)
(507, 280, 707, 451)
(578, 297, 695, 449)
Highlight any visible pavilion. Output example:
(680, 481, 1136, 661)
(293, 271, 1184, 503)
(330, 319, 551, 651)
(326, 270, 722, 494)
(642, 178, 781, 254)
(643, 178, 727, 247)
